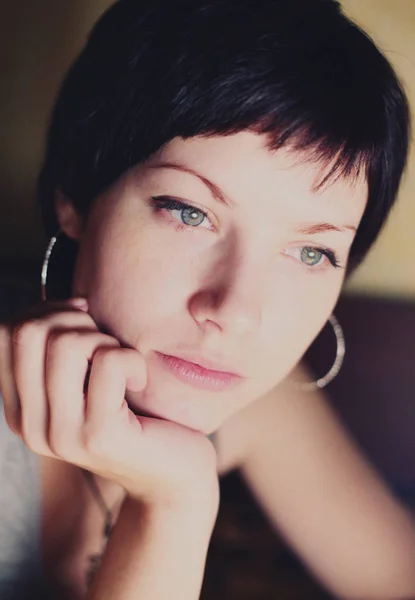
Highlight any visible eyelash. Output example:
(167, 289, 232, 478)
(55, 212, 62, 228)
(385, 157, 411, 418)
(150, 196, 213, 230)
(311, 248, 342, 269)
(150, 196, 343, 270)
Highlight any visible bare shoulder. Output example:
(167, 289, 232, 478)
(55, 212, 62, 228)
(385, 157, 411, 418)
(220, 367, 415, 598)
(215, 361, 363, 476)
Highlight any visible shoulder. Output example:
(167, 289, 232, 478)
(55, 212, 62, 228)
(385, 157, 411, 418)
(215, 362, 345, 474)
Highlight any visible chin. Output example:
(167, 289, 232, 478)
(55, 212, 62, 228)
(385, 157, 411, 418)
(125, 388, 214, 435)
(123, 353, 237, 434)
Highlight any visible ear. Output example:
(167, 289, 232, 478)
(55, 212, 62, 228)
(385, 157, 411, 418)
(54, 190, 84, 241)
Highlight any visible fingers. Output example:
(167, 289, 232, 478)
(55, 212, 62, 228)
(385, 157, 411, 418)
(45, 331, 121, 458)
(44, 324, 146, 466)
(1, 300, 220, 507)
(85, 347, 147, 436)
(9, 307, 96, 453)
(2, 295, 148, 471)
(0, 299, 172, 499)
(0, 301, 91, 436)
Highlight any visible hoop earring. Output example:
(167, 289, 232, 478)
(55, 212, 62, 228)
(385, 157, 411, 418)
(41, 229, 62, 301)
(300, 314, 345, 392)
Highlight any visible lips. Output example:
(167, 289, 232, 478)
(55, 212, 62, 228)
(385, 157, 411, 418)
(155, 351, 242, 392)
(157, 351, 241, 376)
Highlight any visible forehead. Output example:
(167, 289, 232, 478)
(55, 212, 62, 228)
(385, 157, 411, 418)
(145, 132, 368, 224)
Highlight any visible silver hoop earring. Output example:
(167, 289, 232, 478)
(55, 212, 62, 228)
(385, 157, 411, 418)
(300, 314, 345, 392)
(41, 229, 62, 301)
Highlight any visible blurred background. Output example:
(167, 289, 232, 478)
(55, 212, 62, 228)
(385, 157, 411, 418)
(0, 1, 414, 598)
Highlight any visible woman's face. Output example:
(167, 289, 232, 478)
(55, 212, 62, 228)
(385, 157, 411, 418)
(62, 132, 367, 434)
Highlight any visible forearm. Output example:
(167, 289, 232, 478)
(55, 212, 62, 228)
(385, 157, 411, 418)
(86, 495, 217, 600)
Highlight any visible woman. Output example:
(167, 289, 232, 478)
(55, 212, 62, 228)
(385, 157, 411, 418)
(1, 0, 415, 598)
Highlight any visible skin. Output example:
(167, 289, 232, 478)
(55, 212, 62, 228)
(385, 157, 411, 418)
(65, 131, 365, 433)
(3, 130, 415, 599)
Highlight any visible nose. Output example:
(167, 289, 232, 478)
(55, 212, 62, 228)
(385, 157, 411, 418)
(189, 259, 265, 336)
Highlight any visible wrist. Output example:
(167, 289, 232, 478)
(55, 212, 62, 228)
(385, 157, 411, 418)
(125, 482, 219, 535)
(87, 484, 216, 600)
(126, 458, 220, 525)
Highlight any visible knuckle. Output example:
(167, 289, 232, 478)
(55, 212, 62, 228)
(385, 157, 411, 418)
(47, 329, 68, 351)
(49, 429, 71, 458)
(54, 310, 96, 330)
(12, 319, 43, 346)
(48, 421, 83, 461)
(21, 428, 46, 455)
(47, 329, 80, 354)
(82, 425, 107, 456)
(92, 347, 119, 370)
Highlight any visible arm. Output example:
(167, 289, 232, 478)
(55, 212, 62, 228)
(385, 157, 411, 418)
(87, 493, 218, 600)
(0, 303, 219, 600)
(235, 367, 415, 599)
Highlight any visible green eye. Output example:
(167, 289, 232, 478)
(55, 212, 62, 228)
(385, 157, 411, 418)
(301, 247, 323, 266)
(181, 206, 205, 227)
(151, 196, 211, 229)
(284, 245, 341, 269)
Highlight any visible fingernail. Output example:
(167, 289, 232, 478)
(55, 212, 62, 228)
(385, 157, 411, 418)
(68, 297, 89, 311)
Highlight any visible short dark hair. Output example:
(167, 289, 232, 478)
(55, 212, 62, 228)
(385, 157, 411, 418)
(38, 0, 411, 273)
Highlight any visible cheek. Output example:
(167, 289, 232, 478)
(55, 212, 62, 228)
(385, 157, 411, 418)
(83, 232, 193, 336)
(259, 274, 343, 378)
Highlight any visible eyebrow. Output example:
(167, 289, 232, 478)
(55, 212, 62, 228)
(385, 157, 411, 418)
(296, 223, 357, 235)
(149, 162, 357, 234)
(148, 162, 235, 208)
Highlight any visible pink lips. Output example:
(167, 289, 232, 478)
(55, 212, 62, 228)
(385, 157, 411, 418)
(155, 352, 242, 391)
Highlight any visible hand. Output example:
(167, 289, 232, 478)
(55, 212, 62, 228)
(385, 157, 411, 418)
(0, 299, 219, 516)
